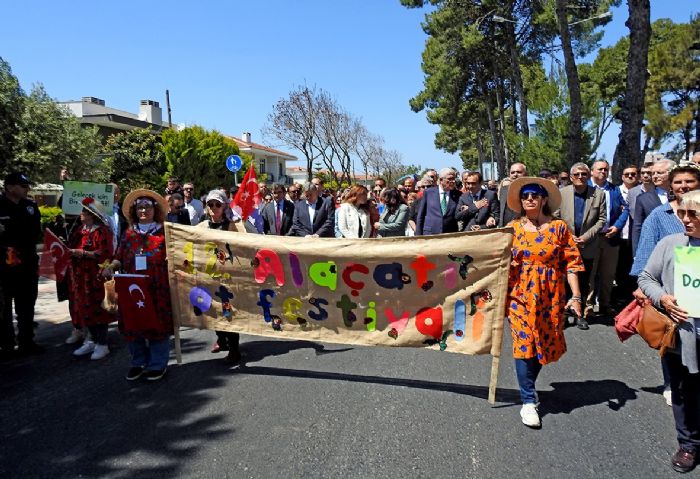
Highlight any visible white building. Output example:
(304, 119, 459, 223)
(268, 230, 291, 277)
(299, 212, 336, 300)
(59, 97, 174, 137)
(227, 132, 297, 185)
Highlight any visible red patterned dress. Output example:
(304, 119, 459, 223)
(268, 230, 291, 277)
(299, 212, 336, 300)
(67, 225, 114, 328)
(507, 219, 584, 364)
(115, 225, 173, 341)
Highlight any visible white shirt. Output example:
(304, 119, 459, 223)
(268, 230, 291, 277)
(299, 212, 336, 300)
(184, 198, 204, 226)
(656, 187, 669, 205)
(306, 200, 317, 223)
(619, 184, 631, 239)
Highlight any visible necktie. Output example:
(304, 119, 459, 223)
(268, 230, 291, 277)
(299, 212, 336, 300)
(275, 203, 282, 234)
(440, 192, 447, 215)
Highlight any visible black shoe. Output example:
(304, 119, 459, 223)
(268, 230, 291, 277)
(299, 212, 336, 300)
(672, 447, 696, 473)
(576, 318, 590, 330)
(16, 342, 45, 356)
(126, 366, 145, 381)
(145, 368, 167, 381)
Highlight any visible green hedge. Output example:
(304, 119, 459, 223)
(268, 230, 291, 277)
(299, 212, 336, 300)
(39, 206, 63, 229)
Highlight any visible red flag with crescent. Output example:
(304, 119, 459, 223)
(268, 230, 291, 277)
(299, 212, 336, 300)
(114, 274, 160, 331)
(230, 163, 260, 220)
(39, 228, 71, 281)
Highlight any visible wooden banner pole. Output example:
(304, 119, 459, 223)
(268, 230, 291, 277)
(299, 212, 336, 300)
(164, 223, 183, 365)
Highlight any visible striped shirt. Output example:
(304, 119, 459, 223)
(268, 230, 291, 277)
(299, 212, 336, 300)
(630, 203, 684, 276)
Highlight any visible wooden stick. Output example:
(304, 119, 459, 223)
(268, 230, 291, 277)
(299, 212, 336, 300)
(488, 354, 501, 404)
(165, 223, 184, 365)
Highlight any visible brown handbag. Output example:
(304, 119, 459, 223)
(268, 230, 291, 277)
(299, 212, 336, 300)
(637, 304, 678, 356)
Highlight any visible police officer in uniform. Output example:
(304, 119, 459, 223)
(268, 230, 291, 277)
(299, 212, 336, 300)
(0, 172, 43, 356)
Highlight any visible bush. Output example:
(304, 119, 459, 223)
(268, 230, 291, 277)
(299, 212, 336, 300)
(39, 205, 63, 229)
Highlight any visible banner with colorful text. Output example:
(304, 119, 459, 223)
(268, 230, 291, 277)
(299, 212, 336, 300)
(164, 224, 513, 356)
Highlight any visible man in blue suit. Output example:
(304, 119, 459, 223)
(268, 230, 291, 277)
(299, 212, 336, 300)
(288, 184, 335, 238)
(588, 160, 629, 316)
(416, 168, 461, 235)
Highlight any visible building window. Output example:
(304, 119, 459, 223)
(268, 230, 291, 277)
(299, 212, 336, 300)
(258, 159, 266, 174)
(278, 161, 284, 178)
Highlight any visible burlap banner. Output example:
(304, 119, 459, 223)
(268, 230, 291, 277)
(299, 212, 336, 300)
(164, 223, 513, 356)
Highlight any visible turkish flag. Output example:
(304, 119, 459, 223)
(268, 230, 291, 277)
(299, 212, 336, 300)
(114, 274, 160, 331)
(230, 163, 260, 220)
(39, 228, 71, 281)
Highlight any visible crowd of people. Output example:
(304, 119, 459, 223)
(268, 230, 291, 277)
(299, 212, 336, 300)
(1, 150, 699, 472)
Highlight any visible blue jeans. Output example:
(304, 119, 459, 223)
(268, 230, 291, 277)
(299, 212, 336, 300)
(128, 338, 170, 371)
(515, 357, 542, 404)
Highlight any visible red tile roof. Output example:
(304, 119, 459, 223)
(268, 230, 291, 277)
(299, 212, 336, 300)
(226, 135, 297, 160)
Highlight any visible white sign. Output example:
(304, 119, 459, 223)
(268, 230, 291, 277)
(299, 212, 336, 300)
(62, 181, 114, 216)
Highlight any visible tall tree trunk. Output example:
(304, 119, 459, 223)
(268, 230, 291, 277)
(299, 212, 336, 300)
(504, 20, 529, 138)
(611, 0, 651, 179)
(555, 0, 584, 168)
(694, 107, 700, 153)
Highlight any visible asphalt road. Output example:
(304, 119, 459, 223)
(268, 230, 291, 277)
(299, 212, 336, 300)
(0, 280, 688, 478)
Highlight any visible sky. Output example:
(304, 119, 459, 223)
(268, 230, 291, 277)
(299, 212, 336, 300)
(1, 0, 697, 175)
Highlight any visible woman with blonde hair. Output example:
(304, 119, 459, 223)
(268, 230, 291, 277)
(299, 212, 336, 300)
(337, 184, 371, 239)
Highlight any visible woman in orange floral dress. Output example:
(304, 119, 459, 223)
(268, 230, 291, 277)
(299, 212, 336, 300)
(505, 177, 584, 428)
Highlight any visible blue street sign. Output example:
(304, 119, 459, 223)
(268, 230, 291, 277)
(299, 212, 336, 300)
(226, 155, 242, 172)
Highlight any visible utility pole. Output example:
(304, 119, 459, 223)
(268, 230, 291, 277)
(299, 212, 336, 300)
(165, 89, 173, 128)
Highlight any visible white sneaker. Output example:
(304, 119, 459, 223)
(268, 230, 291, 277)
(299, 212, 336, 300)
(65, 329, 84, 345)
(90, 344, 110, 360)
(520, 403, 541, 428)
(663, 389, 672, 407)
(73, 340, 95, 357)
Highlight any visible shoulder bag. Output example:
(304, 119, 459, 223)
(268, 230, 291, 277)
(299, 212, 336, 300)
(637, 304, 678, 356)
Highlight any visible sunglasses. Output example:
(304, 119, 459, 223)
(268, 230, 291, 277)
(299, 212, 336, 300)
(623, 172, 638, 177)
(207, 202, 223, 208)
(677, 209, 698, 220)
(572, 172, 589, 178)
(520, 192, 544, 200)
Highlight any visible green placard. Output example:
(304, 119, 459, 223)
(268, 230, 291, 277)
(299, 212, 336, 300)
(674, 246, 700, 318)
(62, 181, 114, 216)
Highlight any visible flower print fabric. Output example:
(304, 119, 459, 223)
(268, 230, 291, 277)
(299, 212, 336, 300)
(507, 219, 584, 364)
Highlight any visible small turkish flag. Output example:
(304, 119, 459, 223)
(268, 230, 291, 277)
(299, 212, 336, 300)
(230, 163, 260, 220)
(114, 274, 160, 331)
(39, 228, 70, 281)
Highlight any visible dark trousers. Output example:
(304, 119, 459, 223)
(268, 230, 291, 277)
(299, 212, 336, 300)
(215, 331, 240, 351)
(663, 346, 700, 452)
(1, 266, 39, 349)
(88, 324, 108, 345)
(614, 238, 635, 304)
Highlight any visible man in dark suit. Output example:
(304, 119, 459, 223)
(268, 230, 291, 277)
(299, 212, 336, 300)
(288, 184, 335, 238)
(416, 168, 461, 235)
(631, 159, 675, 253)
(499, 162, 527, 226)
(262, 184, 295, 235)
(456, 171, 499, 231)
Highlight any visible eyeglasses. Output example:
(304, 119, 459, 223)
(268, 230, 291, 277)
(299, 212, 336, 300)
(207, 202, 223, 208)
(520, 192, 544, 200)
(623, 172, 638, 178)
(572, 172, 589, 178)
(652, 171, 668, 176)
(677, 209, 698, 220)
